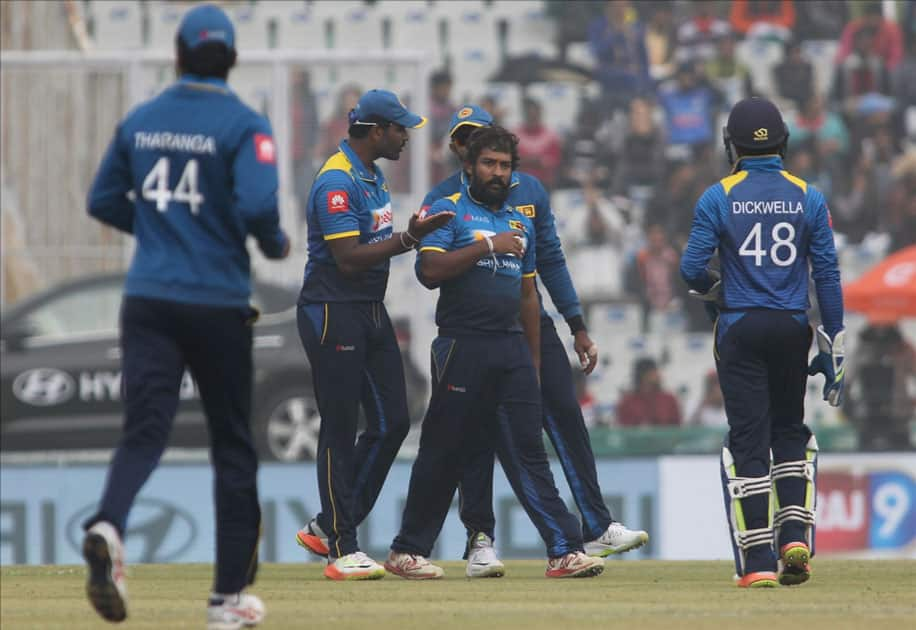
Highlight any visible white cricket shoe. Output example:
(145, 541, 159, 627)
(207, 592, 265, 630)
(324, 552, 386, 581)
(83, 521, 128, 622)
(466, 532, 505, 578)
(584, 522, 649, 557)
(384, 551, 445, 580)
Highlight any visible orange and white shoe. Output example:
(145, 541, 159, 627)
(82, 521, 128, 622)
(779, 542, 811, 586)
(384, 551, 445, 580)
(736, 571, 779, 588)
(545, 551, 604, 578)
(324, 552, 386, 581)
(295, 518, 329, 557)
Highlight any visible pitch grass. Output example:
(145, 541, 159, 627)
(2, 560, 915, 630)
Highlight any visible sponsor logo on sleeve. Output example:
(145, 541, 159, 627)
(327, 190, 349, 213)
(253, 133, 276, 164)
(516, 204, 535, 218)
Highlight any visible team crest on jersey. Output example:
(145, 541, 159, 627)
(254, 133, 276, 163)
(327, 190, 349, 213)
(508, 219, 526, 232)
(516, 204, 535, 218)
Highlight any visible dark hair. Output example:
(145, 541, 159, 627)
(347, 113, 391, 139)
(450, 124, 477, 146)
(176, 38, 236, 80)
(430, 69, 452, 87)
(465, 125, 519, 171)
(633, 357, 658, 388)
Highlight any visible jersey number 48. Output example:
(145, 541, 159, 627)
(142, 157, 204, 214)
(739, 221, 797, 267)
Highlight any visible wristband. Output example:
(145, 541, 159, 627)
(483, 234, 494, 254)
(400, 231, 419, 250)
(566, 315, 587, 335)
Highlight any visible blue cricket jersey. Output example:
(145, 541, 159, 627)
(88, 75, 287, 308)
(680, 155, 844, 336)
(422, 170, 582, 325)
(300, 140, 394, 304)
(419, 192, 536, 335)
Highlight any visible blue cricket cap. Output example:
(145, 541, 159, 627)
(351, 89, 427, 129)
(448, 105, 493, 137)
(178, 4, 235, 51)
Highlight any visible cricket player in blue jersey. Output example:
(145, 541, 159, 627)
(83, 5, 287, 628)
(681, 97, 845, 588)
(294, 89, 454, 580)
(385, 126, 605, 580)
(421, 106, 647, 577)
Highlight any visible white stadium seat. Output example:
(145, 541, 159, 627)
(270, 1, 326, 50)
(735, 38, 783, 98)
(502, 3, 557, 58)
(88, 0, 143, 49)
(524, 81, 580, 135)
(440, 2, 500, 82)
(226, 2, 271, 49)
(383, 1, 442, 67)
(146, 1, 186, 50)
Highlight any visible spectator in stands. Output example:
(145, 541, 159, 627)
(891, 35, 916, 137)
(612, 97, 665, 194)
(479, 93, 506, 127)
(729, 0, 795, 41)
(789, 94, 849, 150)
(317, 83, 362, 159)
(587, 0, 651, 107)
(832, 25, 893, 110)
(703, 32, 754, 107)
(836, 2, 904, 72)
(515, 97, 562, 190)
(843, 322, 916, 451)
(885, 152, 916, 253)
(616, 357, 681, 426)
(393, 317, 427, 425)
(832, 145, 881, 243)
(428, 70, 456, 185)
(646, 160, 711, 244)
(676, 1, 732, 63)
(643, 0, 677, 80)
(773, 39, 814, 110)
(687, 370, 728, 427)
(794, 0, 849, 40)
(636, 223, 680, 328)
(657, 61, 722, 156)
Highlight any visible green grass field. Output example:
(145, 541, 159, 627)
(2, 560, 914, 630)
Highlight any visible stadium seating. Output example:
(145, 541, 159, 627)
(384, 1, 444, 68)
(439, 2, 501, 84)
(525, 81, 582, 135)
(87, 0, 143, 49)
(146, 1, 185, 50)
(226, 2, 271, 50)
(270, 1, 326, 50)
(800, 39, 839, 97)
(735, 37, 784, 98)
(499, 3, 558, 59)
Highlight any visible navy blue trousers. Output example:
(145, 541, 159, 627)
(716, 310, 812, 553)
(85, 296, 261, 594)
(458, 319, 613, 546)
(392, 333, 583, 559)
(298, 301, 410, 558)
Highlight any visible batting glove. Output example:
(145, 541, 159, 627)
(808, 325, 846, 407)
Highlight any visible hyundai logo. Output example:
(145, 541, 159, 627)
(67, 499, 198, 563)
(12, 368, 75, 406)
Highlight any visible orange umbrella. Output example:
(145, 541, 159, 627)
(844, 245, 916, 323)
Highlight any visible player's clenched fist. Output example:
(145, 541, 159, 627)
(490, 230, 525, 257)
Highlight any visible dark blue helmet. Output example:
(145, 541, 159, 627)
(723, 97, 789, 165)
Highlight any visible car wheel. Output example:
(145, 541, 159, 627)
(255, 385, 321, 462)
